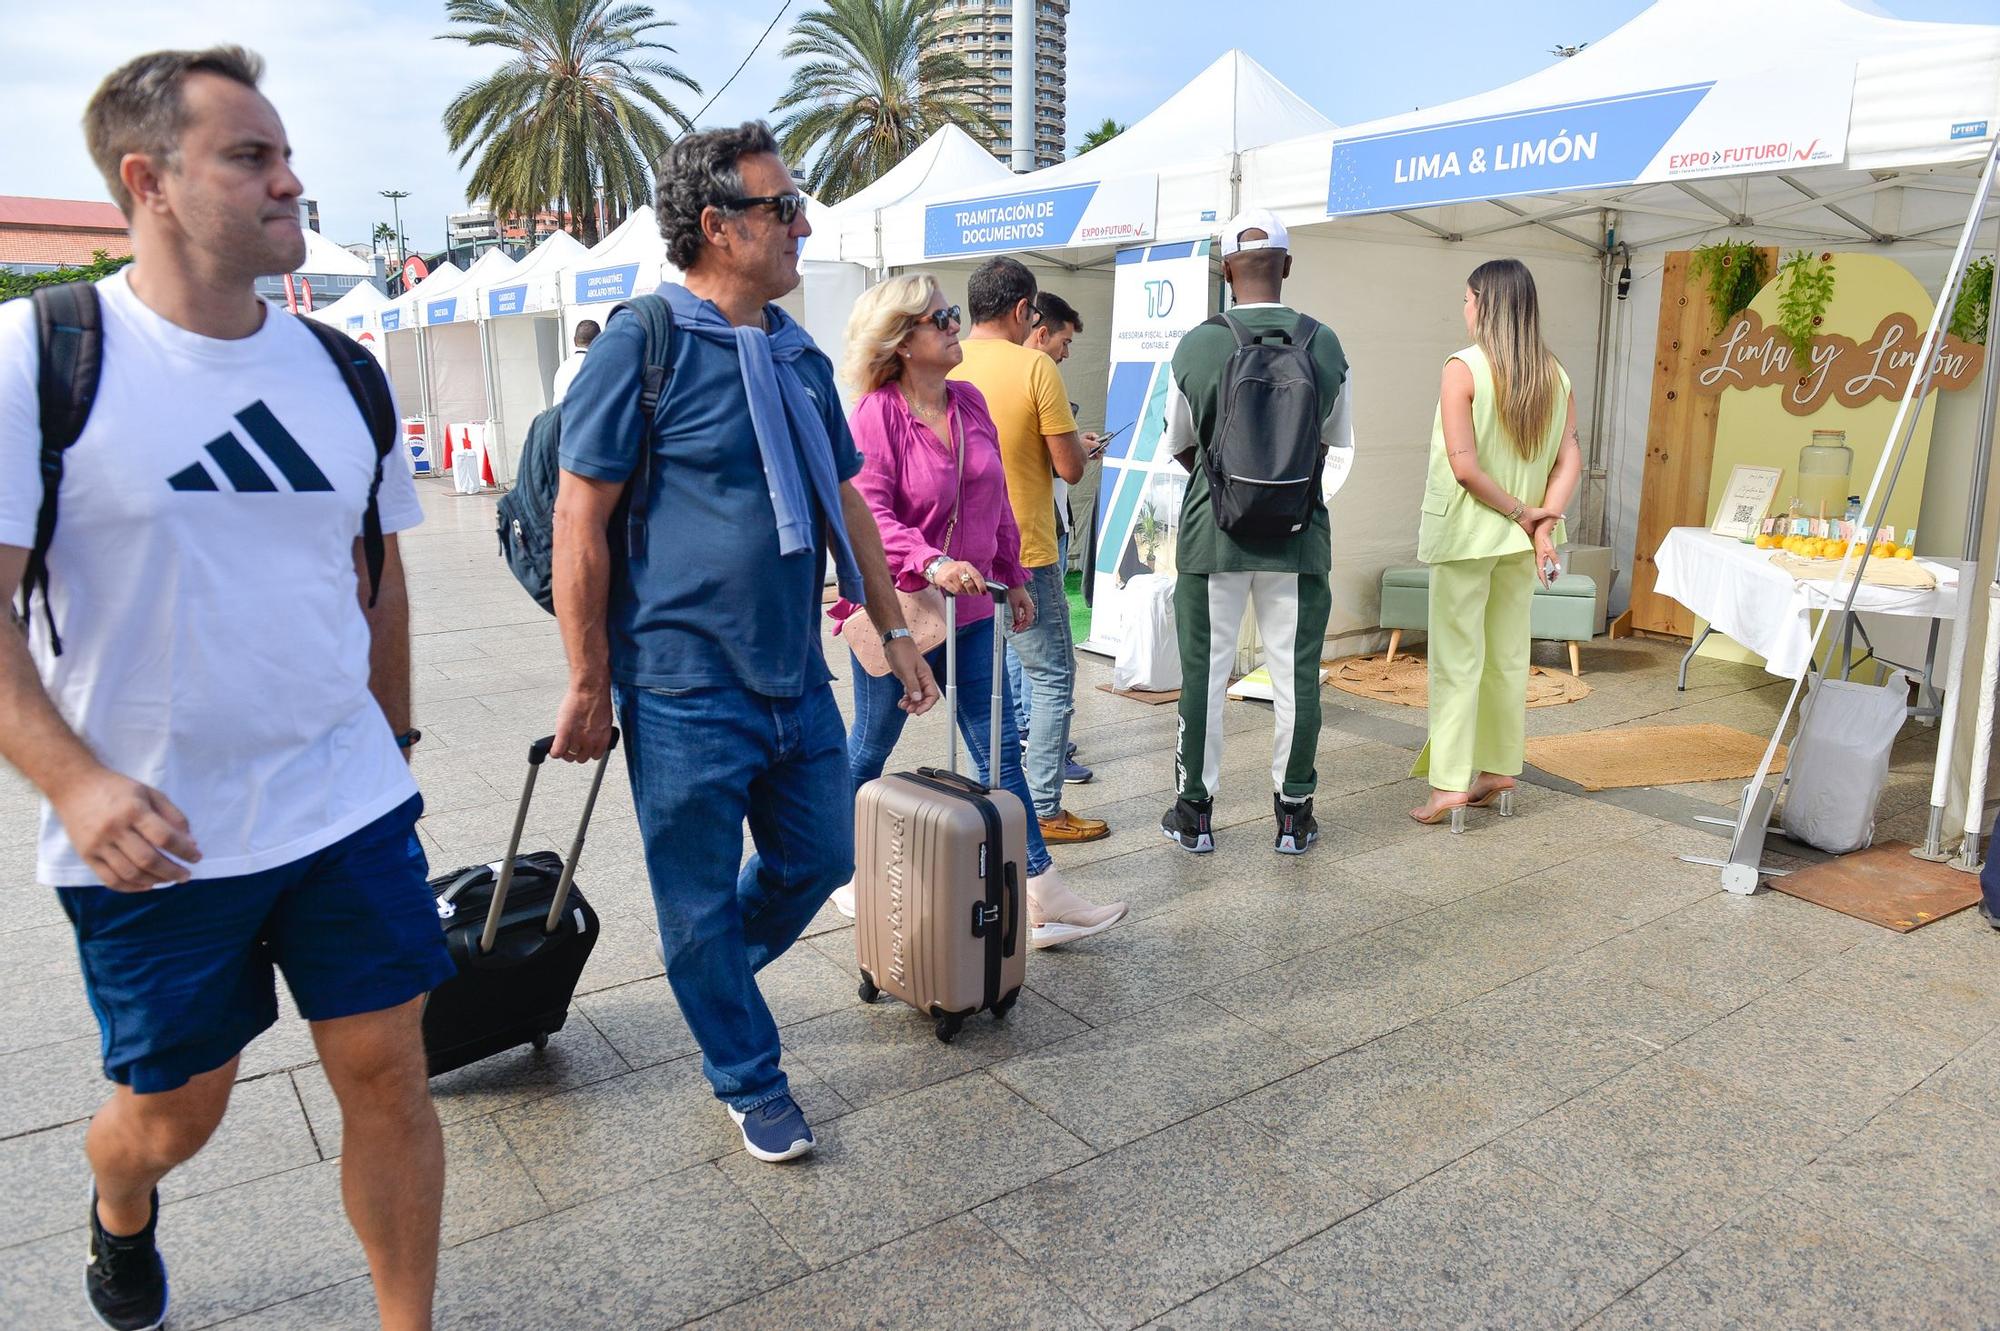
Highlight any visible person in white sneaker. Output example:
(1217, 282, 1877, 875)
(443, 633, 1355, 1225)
(828, 275, 1127, 947)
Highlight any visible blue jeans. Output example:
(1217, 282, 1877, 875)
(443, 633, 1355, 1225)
(848, 614, 1052, 877)
(1004, 530, 1067, 742)
(1000, 560, 1075, 819)
(616, 682, 852, 1112)
(1982, 805, 2000, 917)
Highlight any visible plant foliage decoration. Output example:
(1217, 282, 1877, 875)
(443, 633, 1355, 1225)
(0, 250, 133, 303)
(1950, 255, 1993, 346)
(1688, 240, 1768, 335)
(1772, 250, 1837, 362)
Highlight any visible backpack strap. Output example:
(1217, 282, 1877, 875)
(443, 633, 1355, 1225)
(1203, 312, 1255, 348)
(23, 282, 105, 656)
(1206, 309, 1315, 348)
(299, 318, 398, 608)
(606, 294, 676, 560)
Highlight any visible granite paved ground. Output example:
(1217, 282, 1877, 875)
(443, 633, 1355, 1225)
(4, 484, 1998, 1329)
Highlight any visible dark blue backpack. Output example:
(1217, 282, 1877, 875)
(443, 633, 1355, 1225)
(497, 295, 674, 612)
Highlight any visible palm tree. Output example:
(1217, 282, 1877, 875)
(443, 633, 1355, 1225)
(438, 0, 700, 245)
(1074, 117, 1126, 158)
(773, 0, 998, 203)
(371, 221, 396, 254)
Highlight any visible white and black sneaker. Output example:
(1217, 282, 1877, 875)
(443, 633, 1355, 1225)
(1161, 797, 1215, 853)
(86, 1188, 167, 1331)
(1274, 795, 1319, 855)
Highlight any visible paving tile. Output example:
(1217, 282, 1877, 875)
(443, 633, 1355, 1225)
(1791, 922, 2000, 1042)
(0, 920, 85, 991)
(1206, 933, 1478, 1057)
(437, 1115, 550, 1247)
(494, 1053, 849, 1208)
(1661, 983, 1958, 1131)
(1926, 1025, 2000, 1114)
(1159, 865, 1425, 963)
(293, 1005, 629, 1147)
(1586, 1191, 2000, 1331)
(718, 1072, 1091, 1269)
(1025, 906, 1283, 1022)
(976, 1108, 1368, 1330)
(1135, 1268, 1336, 1330)
(204, 1276, 381, 1329)
(1231, 1025, 1566, 1199)
(1262, 1149, 1677, 1329)
(988, 993, 1315, 1149)
(0, 1035, 111, 1138)
(1493, 1059, 1847, 1249)
(1782, 1089, 2000, 1274)
(688, 1214, 1096, 1330)
(433, 1163, 806, 1328)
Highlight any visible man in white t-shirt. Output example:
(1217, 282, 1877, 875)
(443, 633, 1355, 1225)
(0, 48, 452, 1331)
(549, 316, 599, 403)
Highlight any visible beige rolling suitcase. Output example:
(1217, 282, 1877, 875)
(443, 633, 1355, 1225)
(854, 591, 1028, 1042)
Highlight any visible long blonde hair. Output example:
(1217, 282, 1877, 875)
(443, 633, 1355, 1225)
(841, 275, 945, 394)
(1467, 259, 1562, 459)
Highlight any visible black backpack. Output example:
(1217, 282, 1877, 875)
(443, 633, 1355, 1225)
(497, 294, 674, 613)
(22, 281, 396, 656)
(1200, 311, 1326, 540)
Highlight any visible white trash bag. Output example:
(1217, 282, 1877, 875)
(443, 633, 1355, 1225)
(1112, 573, 1181, 692)
(1779, 668, 1908, 855)
(452, 440, 481, 495)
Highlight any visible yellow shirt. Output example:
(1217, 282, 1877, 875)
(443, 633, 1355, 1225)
(1417, 344, 1569, 564)
(950, 338, 1077, 569)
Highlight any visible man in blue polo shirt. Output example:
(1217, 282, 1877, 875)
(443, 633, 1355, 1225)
(551, 122, 936, 1164)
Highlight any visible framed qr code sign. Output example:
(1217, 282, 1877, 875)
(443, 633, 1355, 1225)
(1710, 465, 1784, 540)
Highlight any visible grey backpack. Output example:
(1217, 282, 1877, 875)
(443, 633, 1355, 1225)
(1200, 311, 1324, 539)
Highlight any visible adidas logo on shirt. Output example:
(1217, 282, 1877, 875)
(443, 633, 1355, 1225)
(167, 400, 334, 493)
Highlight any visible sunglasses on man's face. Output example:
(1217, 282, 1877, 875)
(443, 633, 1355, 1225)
(724, 193, 807, 224)
(924, 304, 963, 333)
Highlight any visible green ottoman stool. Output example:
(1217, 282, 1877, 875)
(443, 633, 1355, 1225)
(1377, 565, 1599, 676)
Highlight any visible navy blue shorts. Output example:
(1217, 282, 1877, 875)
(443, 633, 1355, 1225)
(59, 795, 454, 1095)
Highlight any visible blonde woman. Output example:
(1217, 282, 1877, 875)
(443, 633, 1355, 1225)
(1411, 259, 1582, 827)
(830, 276, 1127, 947)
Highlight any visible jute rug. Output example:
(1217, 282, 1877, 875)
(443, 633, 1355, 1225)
(1523, 723, 1785, 791)
(1324, 653, 1591, 710)
(1773, 842, 1980, 932)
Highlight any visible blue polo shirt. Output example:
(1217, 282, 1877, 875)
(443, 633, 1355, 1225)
(558, 287, 861, 697)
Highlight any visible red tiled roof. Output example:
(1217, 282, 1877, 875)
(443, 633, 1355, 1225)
(0, 195, 128, 230)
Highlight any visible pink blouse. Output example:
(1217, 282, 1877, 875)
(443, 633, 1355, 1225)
(840, 380, 1028, 628)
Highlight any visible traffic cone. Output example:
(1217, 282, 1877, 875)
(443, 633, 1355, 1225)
(480, 438, 497, 488)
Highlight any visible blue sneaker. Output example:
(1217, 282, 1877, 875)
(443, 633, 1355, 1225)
(1063, 755, 1094, 785)
(729, 1094, 815, 1163)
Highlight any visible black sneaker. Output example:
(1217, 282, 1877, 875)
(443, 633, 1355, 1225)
(86, 1188, 168, 1331)
(1161, 797, 1215, 853)
(1274, 795, 1319, 855)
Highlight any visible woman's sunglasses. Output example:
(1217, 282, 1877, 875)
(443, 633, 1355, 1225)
(923, 304, 963, 332)
(724, 193, 807, 224)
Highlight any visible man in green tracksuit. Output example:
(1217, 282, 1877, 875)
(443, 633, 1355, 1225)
(1159, 208, 1354, 855)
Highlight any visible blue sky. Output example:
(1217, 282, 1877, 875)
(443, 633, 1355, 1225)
(2, 0, 1993, 249)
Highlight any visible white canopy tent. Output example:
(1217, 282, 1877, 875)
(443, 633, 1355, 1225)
(377, 262, 461, 442)
(799, 124, 1014, 368)
(411, 249, 519, 477)
(475, 231, 589, 480)
(308, 279, 386, 345)
(1231, 0, 2000, 878)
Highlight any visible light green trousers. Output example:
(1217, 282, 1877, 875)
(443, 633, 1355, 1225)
(1413, 550, 1535, 792)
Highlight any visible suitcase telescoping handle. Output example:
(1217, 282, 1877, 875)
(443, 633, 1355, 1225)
(942, 582, 1009, 783)
(480, 730, 621, 956)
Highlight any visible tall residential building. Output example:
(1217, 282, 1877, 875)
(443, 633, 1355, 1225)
(929, 0, 1068, 171)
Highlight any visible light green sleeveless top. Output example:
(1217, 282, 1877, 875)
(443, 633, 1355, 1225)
(1417, 344, 1569, 564)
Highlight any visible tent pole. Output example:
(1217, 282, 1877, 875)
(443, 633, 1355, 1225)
(1704, 136, 2000, 894)
(1932, 244, 2000, 859)
(1585, 210, 1616, 544)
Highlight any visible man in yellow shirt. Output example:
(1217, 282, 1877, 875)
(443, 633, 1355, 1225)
(950, 258, 1126, 942)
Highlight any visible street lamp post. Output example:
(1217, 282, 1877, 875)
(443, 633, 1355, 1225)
(379, 189, 410, 270)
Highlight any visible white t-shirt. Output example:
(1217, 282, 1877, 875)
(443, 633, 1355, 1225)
(550, 346, 587, 403)
(0, 270, 423, 887)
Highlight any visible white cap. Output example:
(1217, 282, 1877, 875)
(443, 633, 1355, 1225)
(1220, 207, 1289, 257)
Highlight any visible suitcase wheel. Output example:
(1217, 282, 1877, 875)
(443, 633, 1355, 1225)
(531, 1032, 549, 1051)
(934, 1014, 964, 1044)
(857, 976, 880, 1005)
(992, 993, 1018, 1020)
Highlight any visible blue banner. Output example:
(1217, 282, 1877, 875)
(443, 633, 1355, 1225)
(426, 297, 458, 324)
(574, 263, 639, 305)
(487, 284, 527, 318)
(345, 316, 363, 332)
(1327, 83, 1712, 215)
(380, 309, 401, 331)
(925, 184, 1098, 258)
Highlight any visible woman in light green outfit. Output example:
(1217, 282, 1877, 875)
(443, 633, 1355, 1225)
(1410, 259, 1582, 827)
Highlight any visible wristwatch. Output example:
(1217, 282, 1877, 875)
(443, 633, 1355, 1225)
(880, 627, 913, 648)
(396, 729, 422, 750)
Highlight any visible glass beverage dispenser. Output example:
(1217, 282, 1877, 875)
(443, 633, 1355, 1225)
(1796, 430, 1853, 519)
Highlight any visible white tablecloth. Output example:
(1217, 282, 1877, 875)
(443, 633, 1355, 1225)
(1653, 528, 1965, 679)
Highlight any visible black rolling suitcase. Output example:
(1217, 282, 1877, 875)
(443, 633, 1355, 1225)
(421, 732, 618, 1077)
